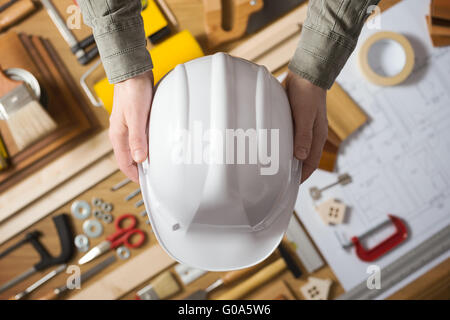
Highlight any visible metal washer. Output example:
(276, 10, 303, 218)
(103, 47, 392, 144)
(102, 202, 113, 213)
(74, 234, 90, 252)
(92, 197, 103, 207)
(83, 219, 103, 238)
(116, 246, 130, 260)
(71, 200, 91, 220)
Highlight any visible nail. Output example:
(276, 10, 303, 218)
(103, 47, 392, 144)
(133, 149, 146, 162)
(295, 146, 308, 160)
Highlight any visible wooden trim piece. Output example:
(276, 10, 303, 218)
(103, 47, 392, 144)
(229, 3, 307, 61)
(70, 245, 174, 300)
(0, 130, 111, 223)
(0, 152, 117, 245)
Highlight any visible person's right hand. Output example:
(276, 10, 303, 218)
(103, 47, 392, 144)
(109, 70, 154, 183)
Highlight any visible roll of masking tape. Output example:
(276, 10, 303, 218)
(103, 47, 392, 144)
(358, 31, 414, 86)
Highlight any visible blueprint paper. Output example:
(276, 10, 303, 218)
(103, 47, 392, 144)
(294, 0, 450, 293)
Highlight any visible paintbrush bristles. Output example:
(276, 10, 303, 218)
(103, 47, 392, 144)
(6, 100, 57, 150)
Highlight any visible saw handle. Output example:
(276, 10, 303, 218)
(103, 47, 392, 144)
(32, 214, 74, 271)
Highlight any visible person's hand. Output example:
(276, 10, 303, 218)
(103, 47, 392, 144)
(285, 71, 328, 182)
(109, 70, 154, 182)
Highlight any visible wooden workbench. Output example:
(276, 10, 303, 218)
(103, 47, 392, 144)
(0, 0, 448, 300)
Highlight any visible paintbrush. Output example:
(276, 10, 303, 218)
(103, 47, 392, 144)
(0, 67, 57, 151)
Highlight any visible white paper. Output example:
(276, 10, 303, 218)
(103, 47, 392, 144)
(294, 0, 450, 294)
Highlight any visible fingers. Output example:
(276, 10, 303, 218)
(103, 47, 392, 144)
(293, 106, 315, 161)
(109, 120, 139, 183)
(127, 108, 149, 164)
(301, 115, 328, 182)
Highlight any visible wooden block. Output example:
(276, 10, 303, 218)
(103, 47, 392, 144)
(318, 141, 338, 172)
(327, 83, 368, 141)
(70, 245, 175, 300)
(427, 15, 450, 36)
(247, 280, 295, 300)
(0, 130, 112, 223)
(431, 0, 450, 21)
(300, 277, 332, 300)
(427, 15, 450, 47)
(316, 198, 347, 225)
(0, 152, 117, 245)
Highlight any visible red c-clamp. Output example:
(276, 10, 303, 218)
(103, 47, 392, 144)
(351, 215, 408, 262)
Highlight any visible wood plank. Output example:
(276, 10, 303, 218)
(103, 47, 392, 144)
(0, 130, 112, 223)
(70, 245, 175, 300)
(229, 3, 307, 61)
(0, 152, 117, 245)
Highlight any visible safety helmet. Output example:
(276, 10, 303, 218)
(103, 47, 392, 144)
(138, 53, 301, 271)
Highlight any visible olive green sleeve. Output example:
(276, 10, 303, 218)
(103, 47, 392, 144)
(78, 0, 152, 84)
(289, 0, 381, 89)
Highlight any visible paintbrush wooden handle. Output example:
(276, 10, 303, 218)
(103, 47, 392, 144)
(0, 0, 35, 32)
(0, 67, 21, 96)
(37, 289, 60, 300)
(215, 258, 286, 300)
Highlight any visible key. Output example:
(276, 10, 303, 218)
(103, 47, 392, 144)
(309, 173, 352, 200)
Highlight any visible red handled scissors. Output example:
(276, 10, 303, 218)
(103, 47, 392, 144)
(78, 214, 146, 265)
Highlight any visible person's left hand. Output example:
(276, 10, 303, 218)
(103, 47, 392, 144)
(285, 71, 328, 182)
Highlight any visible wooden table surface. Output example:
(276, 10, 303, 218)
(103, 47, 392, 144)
(0, 0, 449, 300)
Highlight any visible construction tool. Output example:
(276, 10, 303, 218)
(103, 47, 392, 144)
(135, 199, 144, 208)
(338, 225, 450, 300)
(0, 231, 41, 259)
(11, 264, 66, 300)
(0, 0, 35, 32)
(155, 0, 178, 28)
(0, 66, 57, 151)
(78, 214, 145, 265)
(0, 0, 18, 13)
(83, 30, 204, 113)
(186, 265, 261, 300)
(309, 173, 352, 200)
(0, 214, 74, 293)
(111, 178, 131, 191)
(136, 271, 180, 300)
(41, 0, 98, 65)
(215, 258, 287, 300)
(142, 0, 171, 44)
(0, 134, 9, 171)
(286, 215, 324, 273)
(203, 0, 306, 47)
(335, 215, 408, 262)
(38, 255, 117, 300)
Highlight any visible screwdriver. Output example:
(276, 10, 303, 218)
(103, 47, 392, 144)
(10, 264, 66, 300)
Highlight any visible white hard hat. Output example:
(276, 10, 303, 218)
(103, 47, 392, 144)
(138, 53, 301, 271)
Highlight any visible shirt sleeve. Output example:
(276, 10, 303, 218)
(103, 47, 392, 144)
(78, 0, 153, 84)
(289, 0, 381, 89)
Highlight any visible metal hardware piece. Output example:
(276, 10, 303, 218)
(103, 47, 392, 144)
(111, 178, 132, 191)
(101, 202, 113, 213)
(83, 219, 103, 238)
(135, 199, 144, 208)
(309, 173, 352, 200)
(116, 246, 130, 260)
(92, 197, 103, 207)
(93, 209, 104, 220)
(125, 188, 141, 201)
(71, 200, 91, 220)
(102, 213, 113, 224)
(74, 234, 90, 252)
